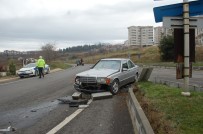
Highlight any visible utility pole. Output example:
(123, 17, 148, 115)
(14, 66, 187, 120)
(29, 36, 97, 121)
(183, 0, 190, 95)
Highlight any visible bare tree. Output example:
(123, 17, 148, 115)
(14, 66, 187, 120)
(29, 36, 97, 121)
(41, 43, 57, 63)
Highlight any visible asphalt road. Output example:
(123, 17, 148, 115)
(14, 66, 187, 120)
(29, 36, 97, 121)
(0, 65, 134, 134)
(150, 67, 203, 87)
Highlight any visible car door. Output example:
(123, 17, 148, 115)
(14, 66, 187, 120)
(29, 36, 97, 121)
(119, 60, 130, 86)
(127, 60, 137, 83)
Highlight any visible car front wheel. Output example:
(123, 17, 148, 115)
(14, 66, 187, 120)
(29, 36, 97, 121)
(109, 79, 119, 95)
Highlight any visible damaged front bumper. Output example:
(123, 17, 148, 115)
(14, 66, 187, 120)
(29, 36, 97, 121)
(74, 83, 107, 94)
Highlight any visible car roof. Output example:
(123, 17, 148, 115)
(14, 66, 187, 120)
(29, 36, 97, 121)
(100, 58, 130, 61)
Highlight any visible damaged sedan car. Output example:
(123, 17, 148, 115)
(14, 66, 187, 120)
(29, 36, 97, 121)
(74, 58, 139, 94)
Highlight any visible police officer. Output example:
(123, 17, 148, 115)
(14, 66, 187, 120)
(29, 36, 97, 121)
(37, 56, 45, 78)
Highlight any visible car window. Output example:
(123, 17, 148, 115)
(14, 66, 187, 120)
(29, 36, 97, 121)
(93, 60, 121, 70)
(122, 61, 128, 69)
(24, 63, 36, 68)
(128, 60, 135, 69)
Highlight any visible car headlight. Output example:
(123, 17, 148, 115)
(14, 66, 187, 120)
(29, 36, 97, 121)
(75, 77, 80, 85)
(97, 77, 106, 84)
(97, 77, 111, 85)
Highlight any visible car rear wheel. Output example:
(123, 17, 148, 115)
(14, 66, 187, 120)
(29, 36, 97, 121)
(109, 79, 119, 95)
(35, 70, 39, 76)
(46, 68, 50, 74)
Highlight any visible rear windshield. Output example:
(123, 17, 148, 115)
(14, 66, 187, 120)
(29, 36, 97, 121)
(24, 63, 36, 68)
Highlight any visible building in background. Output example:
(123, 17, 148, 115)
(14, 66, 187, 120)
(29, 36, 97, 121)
(128, 26, 153, 47)
(154, 27, 174, 45)
(127, 25, 203, 47)
(154, 26, 163, 45)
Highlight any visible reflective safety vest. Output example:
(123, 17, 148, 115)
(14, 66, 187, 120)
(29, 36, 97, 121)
(37, 59, 45, 68)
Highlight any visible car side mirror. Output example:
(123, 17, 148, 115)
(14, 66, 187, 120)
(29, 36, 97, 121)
(122, 68, 128, 72)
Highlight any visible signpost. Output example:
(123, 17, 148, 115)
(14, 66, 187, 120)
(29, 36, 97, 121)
(154, 0, 203, 94)
(163, 17, 203, 29)
(153, 0, 203, 23)
(183, 0, 190, 92)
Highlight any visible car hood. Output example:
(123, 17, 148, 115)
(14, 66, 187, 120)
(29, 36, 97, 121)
(76, 69, 119, 77)
(19, 67, 35, 71)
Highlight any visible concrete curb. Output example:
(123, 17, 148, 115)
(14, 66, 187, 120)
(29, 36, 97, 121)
(126, 87, 154, 134)
(150, 65, 203, 70)
(150, 77, 203, 92)
(50, 68, 63, 73)
(0, 77, 19, 83)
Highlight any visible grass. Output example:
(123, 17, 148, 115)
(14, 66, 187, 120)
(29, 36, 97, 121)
(49, 61, 72, 69)
(136, 82, 203, 134)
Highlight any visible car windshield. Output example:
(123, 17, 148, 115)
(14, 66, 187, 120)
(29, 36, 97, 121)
(24, 63, 36, 68)
(93, 60, 121, 70)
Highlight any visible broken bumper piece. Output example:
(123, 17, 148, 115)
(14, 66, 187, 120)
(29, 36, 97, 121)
(74, 84, 106, 94)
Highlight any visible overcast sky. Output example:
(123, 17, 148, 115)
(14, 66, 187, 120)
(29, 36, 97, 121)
(0, 0, 185, 51)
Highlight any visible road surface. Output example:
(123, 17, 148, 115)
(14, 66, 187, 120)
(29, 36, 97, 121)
(0, 65, 134, 134)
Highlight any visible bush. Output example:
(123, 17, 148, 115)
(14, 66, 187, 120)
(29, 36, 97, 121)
(158, 35, 174, 61)
(9, 62, 16, 75)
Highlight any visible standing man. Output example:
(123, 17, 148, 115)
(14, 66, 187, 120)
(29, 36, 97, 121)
(37, 56, 45, 78)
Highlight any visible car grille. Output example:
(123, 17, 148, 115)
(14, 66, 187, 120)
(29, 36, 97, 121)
(79, 76, 96, 83)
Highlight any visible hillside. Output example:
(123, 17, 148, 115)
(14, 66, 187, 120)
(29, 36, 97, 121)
(66, 45, 203, 66)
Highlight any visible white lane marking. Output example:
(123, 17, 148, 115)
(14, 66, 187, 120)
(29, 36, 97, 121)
(87, 99, 93, 105)
(46, 98, 93, 134)
(46, 109, 84, 134)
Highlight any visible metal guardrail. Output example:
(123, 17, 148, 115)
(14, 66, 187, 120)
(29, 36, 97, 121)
(126, 87, 154, 134)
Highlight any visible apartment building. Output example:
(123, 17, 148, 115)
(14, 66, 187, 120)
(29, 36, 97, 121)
(154, 27, 174, 45)
(154, 26, 163, 45)
(128, 26, 153, 47)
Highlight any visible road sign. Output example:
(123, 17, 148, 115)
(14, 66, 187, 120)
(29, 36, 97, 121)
(163, 17, 203, 28)
(174, 29, 195, 63)
(153, 0, 203, 22)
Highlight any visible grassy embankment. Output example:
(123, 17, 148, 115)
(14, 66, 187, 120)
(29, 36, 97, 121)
(67, 45, 203, 66)
(135, 82, 203, 134)
(49, 61, 72, 70)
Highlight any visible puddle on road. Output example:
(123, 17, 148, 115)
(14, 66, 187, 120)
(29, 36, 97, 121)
(0, 100, 59, 130)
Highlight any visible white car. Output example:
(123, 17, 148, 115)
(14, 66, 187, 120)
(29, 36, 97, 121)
(17, 63, 50, 78)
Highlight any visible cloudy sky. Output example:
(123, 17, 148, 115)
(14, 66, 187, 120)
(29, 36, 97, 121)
(0, 0, 185, 51)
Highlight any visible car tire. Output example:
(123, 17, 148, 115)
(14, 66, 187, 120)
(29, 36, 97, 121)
(109, 79, 119, 95)
(47, 68, 50, 74)
(20, 76, 24, 78)
(35, 70, 39, 76)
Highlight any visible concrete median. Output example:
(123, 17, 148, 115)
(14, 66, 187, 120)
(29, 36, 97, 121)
(126, 87, 154, 134)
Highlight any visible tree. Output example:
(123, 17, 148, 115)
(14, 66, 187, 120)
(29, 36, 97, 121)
(158, 35, 174, 61)
(9, 60, 16, 75)
(41, 43, 56, 62)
